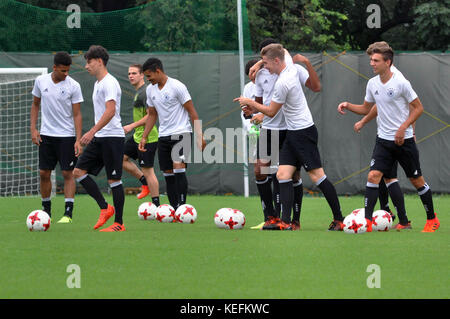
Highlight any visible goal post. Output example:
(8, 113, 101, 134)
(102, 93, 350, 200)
(0, 67, 56, 197)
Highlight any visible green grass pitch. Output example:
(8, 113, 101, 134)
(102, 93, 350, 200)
(0, 194, 448, 299)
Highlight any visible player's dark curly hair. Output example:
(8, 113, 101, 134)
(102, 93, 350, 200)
(245, 59, 260, 76)
(84, 45, 109, 66)
(53, 51, 72, 66)
(142, 57, 164, 73)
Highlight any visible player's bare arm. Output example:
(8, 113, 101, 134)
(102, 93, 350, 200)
(248, 60, 263, 81)
(30, 96, 42, 146)
(293, 54, 321, 92)
(138, 107, 157, 152)
(337, 100, 374, 115)
(123, 114, 148, 135)
(395, 97, 423, 146)
(183, 100, 206, 151)
(234, 96, 282, 118)
(354, 104, 378, 133)
(72, 102, 83, 156)
(80, 99, 116, 146)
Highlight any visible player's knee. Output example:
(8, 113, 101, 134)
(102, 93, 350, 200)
(61, 170, 74, 180)
(72, 168, 84, 179)
(409, 176, 425, 189)
(39, 170, 51, 181)
(367, 170, 383, 184)
(276, 170, 291, 181)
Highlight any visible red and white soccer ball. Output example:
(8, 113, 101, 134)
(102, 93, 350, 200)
(137, 202, 157, 220)
(214, 208, 245, 230)
(372, 210, 393, 231)
(351, 208, 365, 218)
(175, 204, 197, 224)
(26, 210, 51, 232)
(155, 204, 175, 223)
(343, 212, 368, 234)
(228, 209, 245, 229)
(214, 208, 232, 228)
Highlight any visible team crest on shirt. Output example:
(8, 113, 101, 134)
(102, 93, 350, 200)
(162, 92, 171, 101)
(386, 88, 395, 98)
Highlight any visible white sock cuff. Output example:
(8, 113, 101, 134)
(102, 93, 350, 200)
(65, 198, 74, 203)
(75, 174, 88, 183)
(418, 183, 430, 196)
(41, 197, 51, 202)
(173, 168, 186, 174)
(278, 179, 292, 184)
(293, 179, 303, 187)
(367, 182, 379, 188)
(386, 180, 398, 188)
(109, 181, 122, 188)
(255, 177, 270, 185)
(315, 175, 327, 186)
(163, 173, 175, 177)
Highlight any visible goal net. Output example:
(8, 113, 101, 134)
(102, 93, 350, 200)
(0, 68, 54, 197)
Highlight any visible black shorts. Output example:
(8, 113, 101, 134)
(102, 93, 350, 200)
(75, 137, 124, 180)
(370, 137, 421, 178)
(124, 137, 158, 168)
(279, 125, 322, 171)
(158, 133, 192, 171)
(39, 135, 77, 171)
(256, 128, 287, 162)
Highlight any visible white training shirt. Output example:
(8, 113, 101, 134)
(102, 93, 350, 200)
(146, 77, 192, 137)
(271, 64, 314, 131)
(92, 73, 124, 137)
(365, 66, 417, 141)
(254, 51, 294, 130)
(32, 73, 84, 137)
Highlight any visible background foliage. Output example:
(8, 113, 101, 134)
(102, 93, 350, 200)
(2, 0, 448, 52)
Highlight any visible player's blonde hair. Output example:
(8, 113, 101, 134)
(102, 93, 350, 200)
(260, 43, 285, 61)
(366, 41, 394, 66)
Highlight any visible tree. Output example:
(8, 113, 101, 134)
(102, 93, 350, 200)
(247, 0, 350, 52)
(414, 0, 450, 51)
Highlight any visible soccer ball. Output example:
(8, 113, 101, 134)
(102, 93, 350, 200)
(155, 204, 175, 223)
(228, 208, 245, 229)
(214, 208, 233, 229)
(219, 208, 245, 230)
(137, 202, 157, 220)
(175, 204, 197, 224)
(351, 208, 365, 218)
(372, 210, 393, 231)
(26, 210, 51, 232)
(343, 213, 368, 234)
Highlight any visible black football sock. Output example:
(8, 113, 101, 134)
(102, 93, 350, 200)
(76, 175, 108, 210)
(256, 176, 275, 221)
(164, 173, 178, 209)
(417, 183, 436, 220)
(386, 180, 408, 224)
(139, 175, 148, 186)
(292, 179, 303, 223)
(110, 181, 125, 225)
(152, 196, 160, 207)
(174, 168, 188, 207)
(279, 179, 293, 223)
(364, 182, 379, 221)
(271, 173, 281, 218)
(316, 176, 343, 221)
(42, 197, 51, 217)
(378, 179, 391, 212)
(64, 198, 74, 218)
